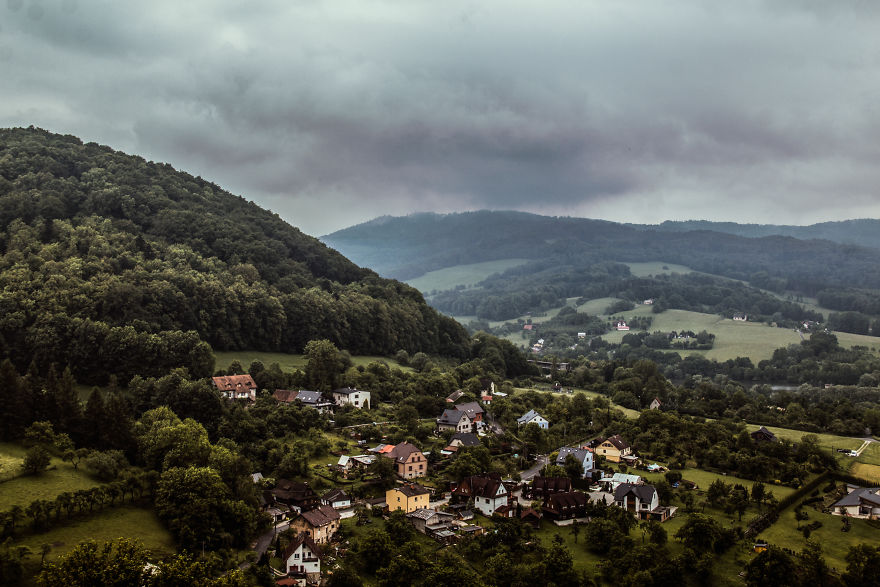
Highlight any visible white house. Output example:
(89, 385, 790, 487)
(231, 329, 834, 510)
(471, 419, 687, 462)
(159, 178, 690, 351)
(453, 474, 511, 517)
(282, 532, 322, 583)
(437, 409, 473, 433)
(321, 488, 351, 510)
(555, 447, 594, 478)
(517, 409, 549, 429)
(832, 485, 880, 519)
(613, 483, 675, 521)
(616, 321, 630, 331)
(332, 387, 371, 410)
(212, 374, 257, 401)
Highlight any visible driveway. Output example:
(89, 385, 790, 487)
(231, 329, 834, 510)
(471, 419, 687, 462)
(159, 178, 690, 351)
(520, 454, 547, 481)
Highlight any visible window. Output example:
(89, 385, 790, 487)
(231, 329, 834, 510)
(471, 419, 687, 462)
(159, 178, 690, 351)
(295, 553, 300, 559)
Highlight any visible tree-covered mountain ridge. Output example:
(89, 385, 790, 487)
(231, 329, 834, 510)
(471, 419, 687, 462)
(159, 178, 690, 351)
(322, 210, 880, 295)
(0, 127, 469, 384)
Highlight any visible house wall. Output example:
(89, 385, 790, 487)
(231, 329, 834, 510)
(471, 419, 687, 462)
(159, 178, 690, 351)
(285, 545, 321, 574)
(387, 489, 429, 513)
(473, 491, 508, 517)
(398, 453, 426, 479)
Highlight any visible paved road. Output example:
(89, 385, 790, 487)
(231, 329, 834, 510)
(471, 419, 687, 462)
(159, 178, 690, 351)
(519, 454, 548, 481)
(241, 520, 289, 569)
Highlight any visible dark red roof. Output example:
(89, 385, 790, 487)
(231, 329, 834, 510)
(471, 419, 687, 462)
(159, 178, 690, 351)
(212, 374, 256, 391)
(281, 531, 323, 562)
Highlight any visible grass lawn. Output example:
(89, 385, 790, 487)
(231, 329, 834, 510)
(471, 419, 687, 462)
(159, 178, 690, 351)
(408, 259, 530, 293)
(213, 351, 410, 374)
(850, 463, 880, 483)
(743, 424, 863, 455)
(0, 449, 103, 509)
(16, 506, 175, 578)
(639, 467, 796, 500)
(754, 506, 879, 574)
(0, 442, 26, 482)
(853, 442, 880, 466)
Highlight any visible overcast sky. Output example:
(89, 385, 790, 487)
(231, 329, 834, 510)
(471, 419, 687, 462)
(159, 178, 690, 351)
(3, 1, 880, 236)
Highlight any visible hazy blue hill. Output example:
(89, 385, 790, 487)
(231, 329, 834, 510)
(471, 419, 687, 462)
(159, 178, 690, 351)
(647, 219, 880, 250)
(323, 210, 880, 296)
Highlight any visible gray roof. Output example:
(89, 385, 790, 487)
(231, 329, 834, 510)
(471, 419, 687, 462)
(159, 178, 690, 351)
(614, 482, 657, 503)
(834, 487, 880, 507)
(296, 390, 327, 405)
(556, 447, 590, 467)
(454, 401, 484, 420)
(450, 432, 481, 447)
(333, 387, 367, 396)
(407, 508, 454, 521)
(438, 409, 468, 426)
(517, 409, 545, 425)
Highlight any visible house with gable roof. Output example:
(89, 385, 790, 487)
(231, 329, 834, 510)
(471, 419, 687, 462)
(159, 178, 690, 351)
(212, 374, 257, 401)
(331, 387, 371, 410)
(595, 434, 632, 463)
(452, 473, 512, 517)
(526, 476, 572, 501)
(613, 482, 676, 521)
(750, 426, 778, 443)
(517, 409, 549, 429)
(437, 409, 473, 434)
(386, 483, 431, 513)
(281, 531, 322, 585)
(383, 442, 427, 479)
(832, 485, 880, 519)
(555, 447, 595, 479)
(454, 401, 484, 423)
(542, 491, 589, 521)
(289, 504, 341, 544)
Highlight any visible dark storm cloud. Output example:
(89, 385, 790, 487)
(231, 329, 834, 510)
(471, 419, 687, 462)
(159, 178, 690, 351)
(2, 0, 880, 234)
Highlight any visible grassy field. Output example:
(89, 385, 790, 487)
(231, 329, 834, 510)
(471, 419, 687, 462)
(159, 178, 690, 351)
(639, 467, 796, 499)
(853, 442, 880, 467)
(742, 424, 863, 454)
(850, 463, 880, 483)
(407, 259, 530, 293)
(516, 386, 641, 419)
(0, 442, 26, 482)
(16, 506, 176, 578)
(0, 445, 103, 509)
(575, 297, 624, 315)
(213, 351, 409, 374)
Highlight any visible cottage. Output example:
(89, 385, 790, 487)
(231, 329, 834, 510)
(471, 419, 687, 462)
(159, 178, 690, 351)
(437, 409, 473, 434)
(517, 409, 549, 429)
(649, 397, 662, 410)
(595, 434, 632, 463)
(444, 432, 481, 454)
(331, 387, 371, 410)
(613, 483, 676, 521)
(272, 480, 320, 513)
(321, 488, 351, 510)
(750, 426, 778, 443)
(289, 505, 340, 544)
(555, 447, 595, 479)
(527, 476, 572, 501)
(282, 532, 322, 585)
(520, 508, 542, 529)
(406, 508, 456, 536)
(386, 483, 431, 513)
(542, 491, 589, 521)
(832, 485, 880, 519)
(733, 313, 748, 321)
(453, 473, 512, 517)
(454, 401, 484, 423)
(383, 442, 427, 479)
(212, 374, 257, 401)
(616, 321, 630, 331)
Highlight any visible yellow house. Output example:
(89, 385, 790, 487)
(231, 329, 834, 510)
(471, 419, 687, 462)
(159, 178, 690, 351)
(596, 434, 632, 463)
(386, 483, 430, 513)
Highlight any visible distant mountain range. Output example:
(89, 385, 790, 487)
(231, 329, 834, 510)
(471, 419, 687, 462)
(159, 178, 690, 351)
(322, 211, 880, 295)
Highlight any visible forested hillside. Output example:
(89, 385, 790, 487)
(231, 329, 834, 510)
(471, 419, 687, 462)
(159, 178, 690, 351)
(323, 211, 880, 295)
(0, 127, 469, 384)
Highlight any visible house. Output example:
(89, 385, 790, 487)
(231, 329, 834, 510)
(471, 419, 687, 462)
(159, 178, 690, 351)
(452, 473, 512, 517)
(437, 409, 473, 434)
(251, 472, 264, 484)
(643, 299, 654, 305)
(523, 324, 534, 331)
(454, 401, 484, 423)
(272, 480, 320, 513)
(481, 394, 493, 404)
(542, 491, 589, 521)
(331, 387, 371, 410)
(444, 432, 481, 454)
(273, 389, 300, 403)
(526, 476, 572, 501)
(282, 532, 322, 585)
(598, 472, 642, 493)
(386, 483, 431, 513)
(383, 442, 427, 479)
(649, 397, 662, 410)
(289, 505, 341, 544)
(613, 483, 676, 521)
(517, 409, 549, 429)
(336, 454, 375, 478)
(750, 426, 778, 443)
(321, 488, 351, 510)
(555, 447, 595, 479)
(406, 508, 456, 536)
(832, 485, 880, 519)
(616, 321, 630, 331)
(293, 390, 335, 413)
(595, 434, 632, 463)
(212, 374, 257, 401)
(446, 390, 465, 403)
(733, 313, 748, 321)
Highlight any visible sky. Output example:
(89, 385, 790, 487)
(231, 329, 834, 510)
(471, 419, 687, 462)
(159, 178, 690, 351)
(2, 0, 880, 236)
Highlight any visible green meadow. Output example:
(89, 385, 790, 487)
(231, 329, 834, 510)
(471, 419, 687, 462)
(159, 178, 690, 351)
(213, 351, 409, 374)
(408, 258, 530, 293)
(0, 444, 103, 509)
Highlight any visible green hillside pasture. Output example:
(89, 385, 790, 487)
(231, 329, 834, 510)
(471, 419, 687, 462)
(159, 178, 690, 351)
(575, 297, 625, 315)
(0, 446, 103, 509)
(17, 506, 175, 577)
(853, 441, 880, 467)
(407, 258, 530, 293)
(639, 467, 795, 500)
(213, 351, 410, 374)
(624, 261, 693, 277)
(755, 507, 878, 573)
(743, 424, 863, 456)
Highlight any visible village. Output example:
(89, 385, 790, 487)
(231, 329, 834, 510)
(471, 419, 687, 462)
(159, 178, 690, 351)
(210, 373, 878, 586)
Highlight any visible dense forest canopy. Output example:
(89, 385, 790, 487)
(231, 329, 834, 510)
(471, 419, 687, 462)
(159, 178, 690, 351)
(0, 127, 470, 382)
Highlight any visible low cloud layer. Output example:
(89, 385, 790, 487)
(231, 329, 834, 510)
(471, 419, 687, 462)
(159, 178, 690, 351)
(3, 0, 880, 235)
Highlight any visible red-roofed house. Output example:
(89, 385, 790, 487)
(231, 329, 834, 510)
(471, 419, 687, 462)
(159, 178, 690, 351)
(289, 505, 340, 544)
(212, 374, 257, 401)
(281, 531, 322, 585)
